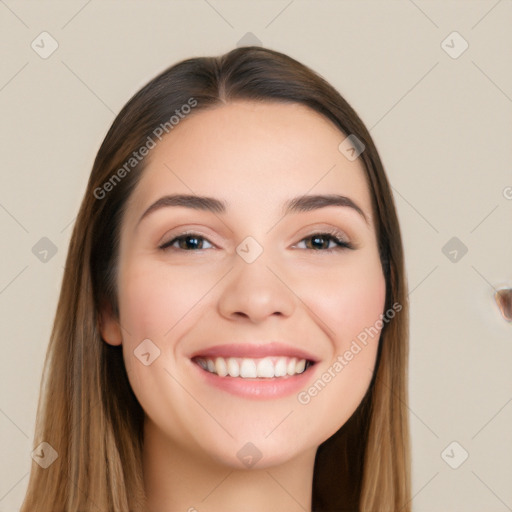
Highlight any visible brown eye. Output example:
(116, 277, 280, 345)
(298, 233, 352, 251)
(159, 234, 214, 251)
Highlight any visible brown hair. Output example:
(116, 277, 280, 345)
(21, 46, 410, 511)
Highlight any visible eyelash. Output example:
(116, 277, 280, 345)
(158, 229, 353, 252)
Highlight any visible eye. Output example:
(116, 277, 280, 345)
(159, 233, 214, 251)
(295, 231, 353, 251)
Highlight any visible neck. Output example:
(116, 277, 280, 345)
(142, 417, 316, 512)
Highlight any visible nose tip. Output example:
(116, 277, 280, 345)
(217, 253, 296, 323)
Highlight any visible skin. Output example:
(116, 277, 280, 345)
(100, 100, 386, 512)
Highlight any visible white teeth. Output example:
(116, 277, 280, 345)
(274, 358, 287, 377)
(227, 357, 240, 377)
(295, 358, 306, 374)
(257, 358, 275, 378)
(287, 357, 297, 375)
(196, 356, 310, 378)
(240, 359, 257, 378)
(215, 357, 228, 377)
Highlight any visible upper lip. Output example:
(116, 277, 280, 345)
(190, 341, 319, 362)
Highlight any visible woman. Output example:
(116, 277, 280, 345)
(21, 46, 411, 512)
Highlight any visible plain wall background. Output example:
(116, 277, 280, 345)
(0, 1, 511, 510)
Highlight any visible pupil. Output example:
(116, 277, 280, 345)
(311, 236, 327, 250)
(182, 236, 200, 249)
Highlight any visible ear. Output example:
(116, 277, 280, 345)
(98, 300, 123, 346)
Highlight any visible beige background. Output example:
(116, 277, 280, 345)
(1, 1, 511, 510)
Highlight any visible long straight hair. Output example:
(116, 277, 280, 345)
(20, 46, 411, 512)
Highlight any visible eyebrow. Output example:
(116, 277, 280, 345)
(137, 193, 369, 226)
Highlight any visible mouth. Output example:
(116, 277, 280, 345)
(189, 342, 319, 399)
(193, 355, 315, 379)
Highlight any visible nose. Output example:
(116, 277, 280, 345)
(217, 254, 296, 324)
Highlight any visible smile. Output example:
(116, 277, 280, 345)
(193, 356, 313, 379)
(189, 342, 319, 399)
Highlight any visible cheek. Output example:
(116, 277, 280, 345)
(117, 259, 214, 341)
(116, 260, 212, 438)
(293, 255, 386, 439)
(303, 252, 387, 351)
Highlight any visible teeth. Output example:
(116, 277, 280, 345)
(295, 359, 306, 374)
(240, 359, 257, 378)
(215, 357, 228, 377)
(227, 357, 240, 377)
(274, 357, 287, 377)
(196, 356, 310, 378)
(257, 358, 275, 378)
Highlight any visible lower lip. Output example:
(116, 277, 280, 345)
(191, 360, 317, 400)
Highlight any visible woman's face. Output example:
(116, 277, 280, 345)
(101, 100, 386, 468)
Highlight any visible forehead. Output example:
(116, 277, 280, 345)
(124, 100, 374, 226)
